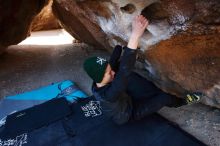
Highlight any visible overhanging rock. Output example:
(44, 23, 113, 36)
(52, 0, 220, 108)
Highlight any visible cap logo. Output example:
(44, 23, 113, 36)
(96, 57, 106, 65)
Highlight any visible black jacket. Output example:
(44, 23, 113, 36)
(92, 45, 137, 124)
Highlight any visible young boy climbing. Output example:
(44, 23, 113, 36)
(83, 15, 201, 125)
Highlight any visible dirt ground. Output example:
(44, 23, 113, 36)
(0, 44, 219, 146)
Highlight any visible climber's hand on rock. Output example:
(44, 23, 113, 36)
(128, 15, 148, 49)
(131, 15, 148, 39)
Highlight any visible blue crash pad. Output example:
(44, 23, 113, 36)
(0, 80, 88, 123)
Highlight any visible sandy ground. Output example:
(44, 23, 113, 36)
(0, 43, 219, 146)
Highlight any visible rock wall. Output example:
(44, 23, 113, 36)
(143, 0, 220, 108)
(52, 0, 219, 50)
(52, 0, 220, 108)
(31, 0, 61, 31)
(0, 0, 49, 52)
(0, 0, 219, 107)
(52, 0, 112, 51)
(145, 34, 220, 108)
(52, 0, 195, 50)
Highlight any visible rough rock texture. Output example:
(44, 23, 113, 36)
(145, 34, 220, 108)
(52, 0, 220, 49)
(0, 0, 49, 52)
(52, 0, 203, 50)
(52, 0, 112, 51)
(0, 0, 219, 107)
(31, 0, 61, 31)
(52, 0, 170, 50)
(52, 0, 220, 108)
(143, 0, 220, 108)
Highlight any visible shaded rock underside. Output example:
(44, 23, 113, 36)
(0, 0, 219, 108)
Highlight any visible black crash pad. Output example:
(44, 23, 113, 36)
(0, 97, 206, 146)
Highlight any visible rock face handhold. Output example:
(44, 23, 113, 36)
(52, 0, 219, 50)
(0, 0, 48, 51)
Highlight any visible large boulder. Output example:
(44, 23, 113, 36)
(0, 0, 219, 107)
(52, 0, 220, 108)
(52, 0, 220, 50)
(52, 0, 203, 50)
(0, 0, 49, 52)
(145, 34, 220, 108)
(52, 0, 173, 50)
(143, 0, 220, 108)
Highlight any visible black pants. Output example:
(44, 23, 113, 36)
(126, 72, 186, 120)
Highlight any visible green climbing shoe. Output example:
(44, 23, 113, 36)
(185, 92, 202, 105)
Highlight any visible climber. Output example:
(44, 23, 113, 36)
(83, 15, 201, 125)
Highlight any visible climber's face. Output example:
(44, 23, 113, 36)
(100, 64, 115, 84)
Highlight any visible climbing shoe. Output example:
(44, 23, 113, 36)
(185, 92, 202, 105)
